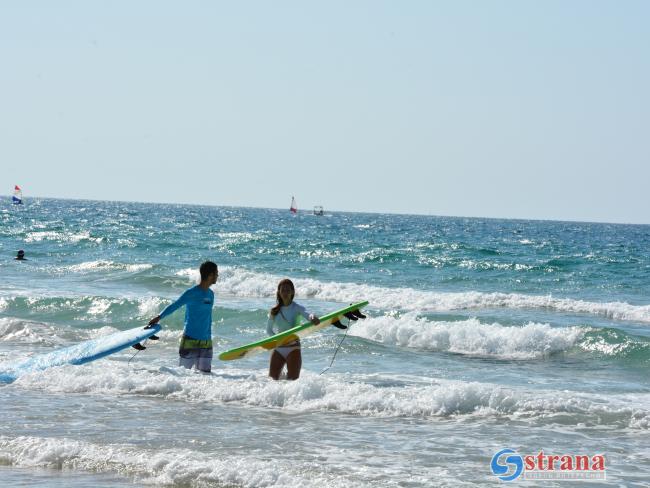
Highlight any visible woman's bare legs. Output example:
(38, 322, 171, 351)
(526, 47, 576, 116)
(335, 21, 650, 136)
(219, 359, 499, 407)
(285, 349, 302, 380)
(269, 350, 286, 380)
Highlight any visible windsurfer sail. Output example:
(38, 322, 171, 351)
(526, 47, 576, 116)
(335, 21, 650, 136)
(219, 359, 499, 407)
(290, 196, 297, 214)
(12, 185, 22, 205)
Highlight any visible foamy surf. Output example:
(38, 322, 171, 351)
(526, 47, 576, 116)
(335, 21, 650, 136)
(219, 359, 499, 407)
(0, 295, 176, 324)
(348, 314, 586, 359)
(4, 199, 650, 485)
(23, 230, 104, 244)
(177, 267, 650, 323)
(0, 318, 67, 346)
(63, 261, 153, 274)
(10, 362, 650, 429)
(0, 435, 361, 488)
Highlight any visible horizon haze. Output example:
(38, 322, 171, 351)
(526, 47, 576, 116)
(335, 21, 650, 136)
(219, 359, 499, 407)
(2, 1, 648, 224)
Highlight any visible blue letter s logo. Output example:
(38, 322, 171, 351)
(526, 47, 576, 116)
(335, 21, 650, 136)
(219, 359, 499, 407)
(491, 448, 523, 481)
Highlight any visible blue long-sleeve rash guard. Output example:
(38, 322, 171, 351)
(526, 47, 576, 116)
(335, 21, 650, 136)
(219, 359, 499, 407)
(160, 285, 214, 340)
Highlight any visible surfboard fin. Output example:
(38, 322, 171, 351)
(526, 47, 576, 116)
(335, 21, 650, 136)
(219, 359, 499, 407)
(343, 312, 359, 321)
(332, 320, 348, 330)
(351, 309, 367, 319)
(132, 343, 147, 351)
(149, 335, 160, 340)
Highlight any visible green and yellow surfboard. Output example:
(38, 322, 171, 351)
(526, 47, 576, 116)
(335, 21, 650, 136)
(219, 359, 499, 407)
(218, 301, 369, 361)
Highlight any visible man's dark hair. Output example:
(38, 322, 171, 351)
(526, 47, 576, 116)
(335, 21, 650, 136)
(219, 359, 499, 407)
(200, 261, 218, 280)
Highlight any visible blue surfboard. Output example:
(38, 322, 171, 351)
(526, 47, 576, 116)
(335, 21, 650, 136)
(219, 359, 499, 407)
(0, 324, 162, 383)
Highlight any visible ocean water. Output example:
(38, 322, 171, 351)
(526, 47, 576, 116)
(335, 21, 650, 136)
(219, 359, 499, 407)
(1, 198, 649, 487)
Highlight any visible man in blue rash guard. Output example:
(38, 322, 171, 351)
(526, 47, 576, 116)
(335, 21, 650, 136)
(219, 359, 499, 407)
(148, 261, 218, 373)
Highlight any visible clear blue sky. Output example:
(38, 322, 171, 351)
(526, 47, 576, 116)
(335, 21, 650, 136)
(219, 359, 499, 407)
(1, 1, 648, 223)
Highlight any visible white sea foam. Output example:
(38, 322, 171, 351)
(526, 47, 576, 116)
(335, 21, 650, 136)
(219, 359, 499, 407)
(186, 267, 650, 323)
(87, 298, 112, 315)
(299, 249, 342, 259)
(0, 435, 358, 488)
(349, 314, 585, 359)
(24, 230, 104, 244)
(175, 267, 200, 281)
(0, 318, 67, 346)
(137, 296, 168, 317)
(64, 260, 153, 273)
(116, 237, 137, 247)
(13, 363, 650, 429)
(457, 260, 538, 271)
(1, 295, 169, 322)
(0, 318, 118, 350)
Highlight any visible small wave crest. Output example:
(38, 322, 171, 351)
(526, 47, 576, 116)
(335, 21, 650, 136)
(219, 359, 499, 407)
(63, 260, 153, 274)
(0, 435, 351, 488)
(0, 318, 67, 346)
(24, 230, 104, 244)
(578, 328, 650, 362)
(177, 267, 650, 323)
(12, 364, 650, 429)
(0, 296, 172, 324)
(349, 314, 585, 359)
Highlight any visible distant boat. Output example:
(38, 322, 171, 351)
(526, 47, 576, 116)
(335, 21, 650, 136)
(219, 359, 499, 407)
(12, 185, 23, 205)
(313, 206, 324, 216)
(290, 196, 297, 214)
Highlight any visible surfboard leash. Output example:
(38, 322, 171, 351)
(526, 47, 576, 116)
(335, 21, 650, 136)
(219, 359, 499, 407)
(319, 317, 352, 375)
(127, 338, 149, 367)
(319, 306, 368, 375)
(127, 326, 161, 368)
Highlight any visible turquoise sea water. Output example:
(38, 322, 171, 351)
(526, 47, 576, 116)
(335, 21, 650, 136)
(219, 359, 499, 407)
(1, 198, 649, 486)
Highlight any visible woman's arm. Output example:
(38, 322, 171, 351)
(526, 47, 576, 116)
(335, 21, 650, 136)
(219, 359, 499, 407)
(297, 303, 320, 325)
(266, 315, 276, 336)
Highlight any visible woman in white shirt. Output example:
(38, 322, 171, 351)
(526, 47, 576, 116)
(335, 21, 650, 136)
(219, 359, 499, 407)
(266, 279, 319, 380)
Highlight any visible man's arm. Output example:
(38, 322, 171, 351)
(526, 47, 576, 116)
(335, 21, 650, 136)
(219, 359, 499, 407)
(148, 289, 191, 325)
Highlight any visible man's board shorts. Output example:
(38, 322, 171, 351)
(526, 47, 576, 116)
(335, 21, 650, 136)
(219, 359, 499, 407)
(179, 335, 213, 372)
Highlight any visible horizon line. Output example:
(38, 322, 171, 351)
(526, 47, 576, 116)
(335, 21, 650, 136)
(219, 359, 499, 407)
(3, 193, 649, 227)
